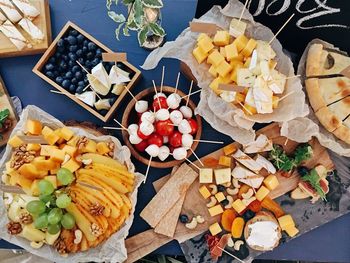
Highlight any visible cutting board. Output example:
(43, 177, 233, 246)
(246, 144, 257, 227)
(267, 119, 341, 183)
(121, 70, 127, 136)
(125, 123, 334, 262)
(0, 0, 52, 58)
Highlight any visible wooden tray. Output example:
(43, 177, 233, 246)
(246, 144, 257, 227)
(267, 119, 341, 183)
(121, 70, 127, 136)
(0, 75, 18, 147)
(32, 21, 141, 122)
(125, 123, 334, 263)
(0, 0, 52, 58)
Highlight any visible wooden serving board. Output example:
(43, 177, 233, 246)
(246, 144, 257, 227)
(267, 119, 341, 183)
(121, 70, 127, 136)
(0, 0, 52, 58)
(125, 123, 334, 263)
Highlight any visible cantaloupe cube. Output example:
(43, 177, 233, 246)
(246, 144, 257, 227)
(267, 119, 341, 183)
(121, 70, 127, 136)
(67, 136, 80, 147)
(60, 127, 74, 141)
(45, 132, 60, 145)
(207, 49, 224, 67)
(9, 170, 32, 190)
(216, 60, 233, 78)
(44, 175, 57, 189)
(241, 38, 257, 57)
(42, 126, 53, 137)
(62, 158, 81, 173)
(225, 43, 239, 61)
(193, 46, 208, 64)
(50, 149, 65, 163)
(285, 225, 299, 237)
(278, 214, 295, 230)
(80, 140, 97, 153)
(233, 35, 249, 52)
(33, 158, 58, 171)
(40, 145, 57, 156)
(62, 145, 77, 157)
(219, 156, 232, 167)
(27, 143, 41, 151)
(209, 222, 222, 236)
(198, 36, 214, 54)
(263, 174, 279, 190)
(8, 135, 24, 148)
(232, 199, 246, 214)
(213, 30, 230, 46)
(223, 144, 237, 155)
(96, 142, 110, 155)
(255, 185, 270, 201)
(26, 120, 42, 135)
(208, 65, 218, 78)
(18, 164, 46, 180)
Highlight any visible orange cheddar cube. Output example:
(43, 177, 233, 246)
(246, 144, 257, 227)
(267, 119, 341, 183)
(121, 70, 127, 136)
(50, 149, 65, 163)
(234, 93, 246, 104)
(67, 136, 80, 147)
(96, 142, 111, 155)
(223, 144, 237, 155)
(27, 143, 41, 152)
(26, 120, 42, 135)
(215, 60, 233, 78)
(62, 145, 77, 157)
(272, 96, 279, 109)
(60, 127, 74, 141)
(219, 156, 231, 167)
(62, 158, 81, 173)
(208, 65, 218, 77)
(242, 103, 257, 115)
(80, 139, 97, 153)
(207, 49, 224, 67)
(233, 35, 249, 52)
(193, 46, 208, 64)
(225, 43, 239, 61)
(45, 132, 60, 145)
(241, 38, 257, 57)
(213, 30, 230, 46)
(33, 158, 59, 171)
(8, 135, 24, 148)
(41, 126, 53, 137)
(198, 36, 214, 54)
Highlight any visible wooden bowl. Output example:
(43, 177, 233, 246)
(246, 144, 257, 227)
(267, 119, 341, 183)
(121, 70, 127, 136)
(122, 86, 202, 168)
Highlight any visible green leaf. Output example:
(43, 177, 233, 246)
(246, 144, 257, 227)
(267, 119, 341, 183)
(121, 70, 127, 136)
(127, 18, 140, 30)
(122, 0, 134, 4)
(138, 25, 149, 46)
(141, 0, 163, 8)
(123, 26, 130, 36)
(0, 109, 10, 124)
(108, 11, 126, 23)
(301, 169, 327, 201)
(133, 0, 144, 26)
(115, 22, 125, 40)
(149, 22, 165, 36)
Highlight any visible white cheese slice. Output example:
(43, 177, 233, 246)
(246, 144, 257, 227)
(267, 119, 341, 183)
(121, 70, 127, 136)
(75, 91, 96, 107)
(237, 68, 256, 87)
(199, 168, 213, 184)
(231, 165, 264, 188)
(243, 134, 273, 154)
(0, 20, 28, 50)
(18, 18, 44, 41)
(12, 0, 40, 20)
(268, 69, 286, 94)
(244, 87, 256, 108)
(0, 0, 22, 23)
(232, 149, 263, 173)
(214, 168, 231, 185)
(255, 154, 276, 174)
(256, 40, 276, 62)
(87, 73, 110, 96)
(220, 91, 236, 103)
(111, 83, 124, 96)
(249, 50, 258, 71)
(91, 63, 111, 91)
(94, 99, 111, 111)
(260, 60, 270, 80)
(0, 11, 6, 24)
(252, 84, 273, 114)
(109, 65, 131, 85)
(229, 18, 247, 37)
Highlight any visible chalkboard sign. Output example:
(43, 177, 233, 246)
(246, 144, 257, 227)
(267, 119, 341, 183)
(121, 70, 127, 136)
(196, 0, 350, 56)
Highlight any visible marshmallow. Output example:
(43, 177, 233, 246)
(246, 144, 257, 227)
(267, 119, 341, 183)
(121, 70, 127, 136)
(158, 145, 170, 161)
(135, 100, 148, 113)
(128, 124, 139, 135)
(182, 134, 193, 148)
(139, 121, 154, 136)
(141, 111, 155, 123)
(129, 134, 142, 144)
(179, 106, 192, 118)
(169, 110, 183, 125)
(178, 119, 191, 134)
(145, 144, 160, 157)
(154, 93, 167, 99)
(173, 147, 187, 160)
(155, 108, 170, 121)
(163, 136, 169, 144)
(167, 93, 181, 109)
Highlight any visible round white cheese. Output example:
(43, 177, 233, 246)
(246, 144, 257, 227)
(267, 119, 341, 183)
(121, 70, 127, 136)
(178, 119, 191, 134)
(145, 144, 160, 157)
(155, 108, 170, 121)
(135, 100, 148, 113)
(141, 111, 155, 123)
(169, 110, 183, 125)
(166, 93, 181, 109)
(179, 105, 192, 118)
(173, 147, 187, 160)
(158, 145, 170, 161)
(139, 121, 154, 136)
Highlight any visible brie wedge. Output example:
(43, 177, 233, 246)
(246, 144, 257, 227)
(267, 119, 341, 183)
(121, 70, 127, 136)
(229, 18, 247, 37)
(87, 74, 110, 96)
(260, 60, 270, 80)
(75, 91, 96, 107)
(111, 83, 124, 96)
(268, 69, 286, 94)
(91, 63, 111, 91)
(0, 20, 28, 50)
(232, 149, 262, 173)
(0, 0, 22, 23)
(94, 99, 111, 111)
(18, 18, 44, 41)
(249, 50, 258, 71)
(243, 134, 273, 154)
(232, 165, 264, 188)
(237, 68, 256, 87)
(109, 65, 131, 85)
(12, 0, 40, 20)
(255, 154, 276, 174)
(252, 85, 273, 114)
(256, 40, 276, 62)
(244, 87, 256, 108)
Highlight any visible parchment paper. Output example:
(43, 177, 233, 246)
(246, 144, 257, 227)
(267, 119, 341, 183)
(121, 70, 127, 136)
(281, 39, 350, 157)
(142, 0, 308, 145)
(0, 105, 144, 263)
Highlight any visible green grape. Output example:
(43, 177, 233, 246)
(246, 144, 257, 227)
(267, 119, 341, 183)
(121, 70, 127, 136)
(57, 168, 74, 185)
(26, 200, 46, 215)
(61, 213, 75, 229)
(38, 179, 55, 195)
(34, 213, 48, 229)
(39, 194, 56, 206)
(47, 224, 61, 235)
(48, 208, 63, 225)
(56, 194, 71, 208)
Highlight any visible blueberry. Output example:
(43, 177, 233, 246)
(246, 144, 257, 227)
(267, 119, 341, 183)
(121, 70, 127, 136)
(69, 45, 78, 52)
(297, 166, 309, 177)
(59, 61, 67, 71)
(68, 84, 76, 93)
(71, 77, 78, 85)
(242, 210, 255, 221)
(57, 46, 65, 53)
(77, 34, 84, 43)
(86, 52, 94, 60)
(82, 46, 88, 54)
(109, 96, 117, 105)
(55, 76, 63, 84)
(83, 78, 89, 85)
(220, 199, 229, 206)
(72, 65, 80, 73)
(76, 85, 85, 94)
(67, 35, 77, 45)
(91, 58, 100, 67)
(85, 60, 92, 69)
(62, 79, 71, 88)
(75, 71, 83, 80)
(179, 214, 189, 224)
(45, 71, 54, 78)
(217, 185, 225, 192)
(54, 52, 62, 59)
(76, 49, 83, 57)
(68, 60, 75, 68)
(78, 81, 85, 87)
(48, 57, 56, 64)
(53, 70, 59, 77)
(61, 54, 68, 62)
(88, 42, 96, 51)
(83, 40, 89, 47)
(96, 48, 102, 56)
(69, 29, 78, 36)
(77, 57, 84, 64)
(57, 38, 65, 47)
(68, 52, 77, 61)
(65, 71, 73, 79)
(45, 63, 54, 71)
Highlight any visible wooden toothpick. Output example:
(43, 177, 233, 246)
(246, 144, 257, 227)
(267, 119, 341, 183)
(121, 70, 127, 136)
(186, 80, 194, 107)
(238, 101, 253, 115)
(217, 247, 245, 263)
(103, 126, 125, 131)
(113, 118, 128, 130)
(278, 90, 296, 102)
(190, 148, 204, 167)
(193, 139, 224, 145)
(143, 156, 153, 184)
(239, 0, 249, 22)
(124, 85, 138, 103)
(175, 72, 180, 94)
(185, 157, 200, 170)
(181, 89, 201, 99)
(269, 13, 295, 44)
(50, 90, 64, 95)
(76, 60, 90, 74)
(152, 80, 161, 109)
(160, 66, 165, 93)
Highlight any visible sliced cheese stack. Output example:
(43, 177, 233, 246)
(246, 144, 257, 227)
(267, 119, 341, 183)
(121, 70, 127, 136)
(192, 18, 288, 115)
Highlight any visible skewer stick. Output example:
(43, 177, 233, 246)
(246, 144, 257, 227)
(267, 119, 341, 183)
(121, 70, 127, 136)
(152, 80, 162, 109)
(186, 80, 194, 107)
(190, 148, 204, 167)
(83, 75, 99, 91)
(50, 90, 64, 95)
(124, 85, 138, 103)
(143, 156, 152, 184)
(175, 72, 180, 94)
(278, 90, 295, 102)
(269, 13, 295, 44)
(185, 157, 200, 170)
(238, 101, 253, 115)
(76, 60, 90, 74)
(160, 66, 165, 93)
(113, 118, 128, 130)
(239, 0, 249, 22)
(284, 137, 289, 146)
(267, 74, 301, 85)
(181, 89, 201, 99)
(193, 139, 224, 144)
(217, 247, 245, 263)
(103, 126, 125, 131)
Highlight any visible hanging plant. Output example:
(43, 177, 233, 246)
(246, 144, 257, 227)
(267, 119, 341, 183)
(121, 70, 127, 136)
(106, 0, 166, 49)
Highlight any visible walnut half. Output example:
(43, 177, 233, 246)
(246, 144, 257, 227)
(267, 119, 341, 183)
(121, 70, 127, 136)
(7, 221, 22, 235)
(19, 212, 33, 225)
(89, 203, 105, 216)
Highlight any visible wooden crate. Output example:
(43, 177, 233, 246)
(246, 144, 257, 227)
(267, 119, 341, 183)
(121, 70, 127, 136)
(0, 0, 52, 58)
(32, 21, 141, 122)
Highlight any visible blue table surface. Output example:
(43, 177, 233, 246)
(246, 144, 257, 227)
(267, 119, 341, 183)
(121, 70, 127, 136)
(1, 0, 350, 262)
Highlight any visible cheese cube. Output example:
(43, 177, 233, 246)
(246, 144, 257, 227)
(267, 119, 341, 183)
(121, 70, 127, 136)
(232, 199, 246, 214)
(219, 74, 232, 85)
(243, 103, 257, 115)
(62, 158, 81, 173)
(54, 129, 66, 145)
(216, 60, 233, 78)
(285, 225, 299, 237)
(207, 49, 225, 67)
(40, 145, 57, 156)
(44, 175, 57, 189)
(62, 145, 77, 157)
(8, 135, 24, 148)
(44, 132, 60, 145)
(237, 68, 256, 87)
(60, 127, 74, 141)
(26, 119, 42, 135)
(235, 93, 245, 104)
(263, 174, 279, 190)
(269, 60, 277, 69)
(219, 156, 231, 167)
(229, 18, 247, 37)
(33, 159, 58, 171)
(67, 136, 80, 147)
(42, 126, 53, 137)
(50, 149, 65, 163)
(96, 142, 110, 155)
(209, 222, 222, 236)
(256, 40, 276, 61)
(278, 214, 295, 230)
(213, 30, 230, 46)
(244, 57, 251, 68)
(272, 96, 279, 109)
(208, 204, 224, 216)
(208, 65, 218, 78)
(223, 144, 237, 155)
(241, 39, 257, 57)
(209, 77, 222, 95)
(199, 168, 213, 184)
(198, 36, 214, 54)
(255, 185, 270, 201)
(30, 180, 40, 196)
(269, 69, 286, 94)
(199, 185, 211, 199)
(215, 192, 226, 202)
(225, 43, 239, 61)
(27, 143, 41, 151)
(219, 47, 226, 57)
(214, 168, 231, 184)
(197, 33, 211, 42)
(233, 35, 249, 52)
(193, 46, 208, 64)
(230, 64, 244, 83)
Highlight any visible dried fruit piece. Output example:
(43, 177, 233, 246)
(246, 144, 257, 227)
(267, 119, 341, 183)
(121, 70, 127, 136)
(221, 209, 236, 231)
(261, 196, 285, 218)
(231, 217, 245, 238)
(247, 200, 262, 213)
(203, 157, 219, 168)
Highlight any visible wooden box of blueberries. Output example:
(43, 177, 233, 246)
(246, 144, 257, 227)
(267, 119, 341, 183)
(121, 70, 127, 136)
(32, 21, 141, 122)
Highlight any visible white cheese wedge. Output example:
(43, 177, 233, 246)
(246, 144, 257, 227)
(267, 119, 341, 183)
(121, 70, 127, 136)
(260, 60, 270, 80)
(256, 40, 276, 62)
(111, 83, 124, 96)
(0, 0, 22, 23)
(252, 85, 273, 114)
(91, 63, 111, 91)
(214, 168, 231, 185)
(199, 168, 213, 184)
(243, 134, 273, 154)
(87, 74, 110, 96)
(75, 91, 96, 107)
(244, 87, 256, 108)
(12, 0, 40, 20)
(18, 18, 44, 41)
(246, 221, 280, 250)
(109, 65, 131, 85)
(237, 68, 256, 87)
(255, 154, 276, 174)
(0, 11, 6, 24)
(0, 20, 28, 50)
(220, 91, 236, 102)
(229, 18, 247, 37)
(94, 99, 111, 111)
(249, 50, 258, 71)
(231, 165, 264, 188)
(268, 69, 286, 94)
(232, 149, 262, 172)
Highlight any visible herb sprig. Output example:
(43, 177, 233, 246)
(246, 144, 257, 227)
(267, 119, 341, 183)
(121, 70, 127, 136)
(301, 169, 327, 201)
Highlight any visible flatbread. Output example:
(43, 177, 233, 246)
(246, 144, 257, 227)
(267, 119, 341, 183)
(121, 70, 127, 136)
(306, 44, 323, 77)
(315, 107, 342, 132)
(328, 96, 350, 121)
(305, 78, 326, 111)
